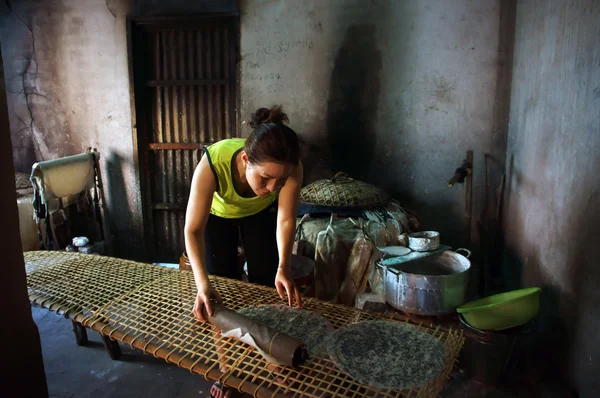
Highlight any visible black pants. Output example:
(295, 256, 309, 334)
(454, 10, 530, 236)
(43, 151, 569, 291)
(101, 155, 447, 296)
(204, 203, 279, 287)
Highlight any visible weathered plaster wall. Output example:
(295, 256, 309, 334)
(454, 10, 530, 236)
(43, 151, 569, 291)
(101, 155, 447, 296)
(1, 0, 144, 257)
(2, 0, 510, 258)
(240, 0, 512, 250)
(503, 0, 600, 395)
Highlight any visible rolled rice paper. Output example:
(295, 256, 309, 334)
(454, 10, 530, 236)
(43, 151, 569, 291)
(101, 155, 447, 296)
(327, 320, 445, 390)
(238, 305, 334, 356)
(202, 304, 309, 367)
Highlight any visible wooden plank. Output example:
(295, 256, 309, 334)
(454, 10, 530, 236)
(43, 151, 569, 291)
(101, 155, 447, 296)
(134, 14, 240, 25)
(127, 19, 153, 258)
(148, 143, 204, 150)
(206, 27, 215, 144)
(137, 15, 241, 32)
(162, 31, 172, 207)
(197, 29, 207, 143)
(232, 19, 241, 137)
(214, 26, 224, 142)
(168, 30, 177, 209)
(152, 203, 187, 211)
(154, 31, 163, 144)
(175, 30, 185, 208)
(223, 25, 231, 137)
(146, 79, 231, 87)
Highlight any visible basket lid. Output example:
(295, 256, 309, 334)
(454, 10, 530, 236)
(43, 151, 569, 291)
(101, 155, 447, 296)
(300, 172, 390, 209)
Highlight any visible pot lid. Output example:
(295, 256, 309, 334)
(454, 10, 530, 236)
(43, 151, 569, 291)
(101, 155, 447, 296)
(379, 245, 452, 268)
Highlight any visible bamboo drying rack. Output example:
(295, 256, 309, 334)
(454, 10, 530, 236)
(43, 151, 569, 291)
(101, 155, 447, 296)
(25, 251, 464, 397)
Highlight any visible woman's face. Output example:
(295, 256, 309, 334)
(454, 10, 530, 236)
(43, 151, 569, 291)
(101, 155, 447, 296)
(241, 151, 293, 196)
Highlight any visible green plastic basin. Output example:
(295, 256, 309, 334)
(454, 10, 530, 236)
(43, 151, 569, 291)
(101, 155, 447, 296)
(456, 287, 541, 330)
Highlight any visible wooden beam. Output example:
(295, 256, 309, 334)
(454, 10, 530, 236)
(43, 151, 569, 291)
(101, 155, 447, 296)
(152, 203, 186, 211)
(148, 143, 205, 150)
(146, 79, 232, 87)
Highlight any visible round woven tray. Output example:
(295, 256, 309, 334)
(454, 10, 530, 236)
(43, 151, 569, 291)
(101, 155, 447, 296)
(300, 172, 390, 209)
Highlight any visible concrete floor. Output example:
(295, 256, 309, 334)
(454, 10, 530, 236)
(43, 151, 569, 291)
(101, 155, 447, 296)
(34, 305, 519, 398)
(34, 306, 214, 397)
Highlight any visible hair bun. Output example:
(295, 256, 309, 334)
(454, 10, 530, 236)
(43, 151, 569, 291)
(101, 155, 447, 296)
(249, 105, 289, 128)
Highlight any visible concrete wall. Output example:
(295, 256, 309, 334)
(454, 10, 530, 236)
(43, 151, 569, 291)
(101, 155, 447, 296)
(2, 0, 511, 257)
(503, 0, 600, 395)
(1, 0, 144, 258)
(240, 0, 512, 250)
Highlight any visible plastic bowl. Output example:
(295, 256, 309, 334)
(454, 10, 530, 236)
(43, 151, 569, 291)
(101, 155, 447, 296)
(456, 287, 541, 330)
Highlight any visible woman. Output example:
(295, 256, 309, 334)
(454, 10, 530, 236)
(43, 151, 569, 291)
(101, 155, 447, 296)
(184, 105, 303, 327)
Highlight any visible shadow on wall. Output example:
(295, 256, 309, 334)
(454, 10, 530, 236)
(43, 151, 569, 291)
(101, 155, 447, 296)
(557, 188, 600, 395)
(106, 152, 144, 261)
(500, 220, 597, 396)
(326, 24, 382, 182)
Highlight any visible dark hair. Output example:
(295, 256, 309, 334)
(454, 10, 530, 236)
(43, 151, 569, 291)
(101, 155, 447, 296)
(245, 105, 300, 165)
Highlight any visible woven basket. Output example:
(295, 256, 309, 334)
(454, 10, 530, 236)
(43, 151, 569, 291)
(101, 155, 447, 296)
(300, 172, 390, 209)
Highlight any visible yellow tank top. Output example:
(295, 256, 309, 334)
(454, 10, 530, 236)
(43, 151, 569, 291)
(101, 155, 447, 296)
(205, 138, 277, 218)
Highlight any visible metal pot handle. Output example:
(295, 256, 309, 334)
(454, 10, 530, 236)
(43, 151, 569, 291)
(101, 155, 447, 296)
(455, 248, 471, 258)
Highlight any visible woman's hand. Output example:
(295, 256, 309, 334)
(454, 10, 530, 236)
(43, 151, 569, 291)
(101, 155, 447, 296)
(274, 161, 303, 309)
(274, 266, 302, 308)
(193, 282, 223, 322)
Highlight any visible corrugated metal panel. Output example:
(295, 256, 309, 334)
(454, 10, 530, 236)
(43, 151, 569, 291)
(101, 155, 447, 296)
(133, 18, 238, 261)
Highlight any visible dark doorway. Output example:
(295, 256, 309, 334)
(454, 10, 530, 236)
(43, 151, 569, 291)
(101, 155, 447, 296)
(129, 15, 239, 261)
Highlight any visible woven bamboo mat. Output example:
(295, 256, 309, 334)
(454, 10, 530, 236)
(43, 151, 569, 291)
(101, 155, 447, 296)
(25, 251, 174, 322)
(24, 251, 464, 398)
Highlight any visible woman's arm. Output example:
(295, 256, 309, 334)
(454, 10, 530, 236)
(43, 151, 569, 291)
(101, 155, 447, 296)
(184, 155, 220, 321)
(274, 161, 303, 307)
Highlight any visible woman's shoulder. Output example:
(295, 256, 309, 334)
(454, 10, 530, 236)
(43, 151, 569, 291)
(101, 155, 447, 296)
(206, 138, 246, 164)
(209, 137, 245, 151)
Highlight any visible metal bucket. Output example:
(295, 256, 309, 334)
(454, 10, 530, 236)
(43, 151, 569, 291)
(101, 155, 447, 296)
(243, 254, 315, 287)
(458, 314, 538, 385)
(377, 249, 471, 315)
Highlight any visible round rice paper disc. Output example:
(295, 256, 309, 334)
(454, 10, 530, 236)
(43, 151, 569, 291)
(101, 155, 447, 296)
(327, 320, 445, 390)
(237, 305, 334, 356)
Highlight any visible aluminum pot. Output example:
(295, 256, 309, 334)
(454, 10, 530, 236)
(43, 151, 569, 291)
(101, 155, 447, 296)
(377, 248, 471, 315)
(407, 231, 440, 251)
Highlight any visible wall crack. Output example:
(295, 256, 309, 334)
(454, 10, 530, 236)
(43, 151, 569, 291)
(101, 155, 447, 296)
(106, 0, 117, 19)
(5, 0, 49, 157)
